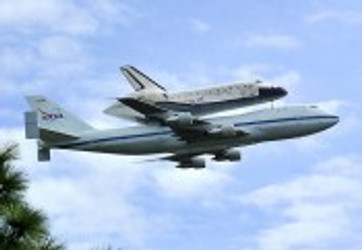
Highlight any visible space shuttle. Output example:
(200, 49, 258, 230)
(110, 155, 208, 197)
(104, 65, 288, 122)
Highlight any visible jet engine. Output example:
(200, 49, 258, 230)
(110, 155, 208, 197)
(208, 126, 237, 137)
(213, 149, 241, 162)
(166, 112, 194, 126)
(176, 157, 205, 169)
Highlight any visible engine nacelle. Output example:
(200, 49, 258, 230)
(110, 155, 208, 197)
(208, 126, 236, 137)
(213, 149, 241, 162)
(166, 112, 194, 127)
(176, 158, 205, 169)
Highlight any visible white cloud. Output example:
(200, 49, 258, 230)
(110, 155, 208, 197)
(189, 18, 211, 33)
(0, 0, 97, 34)
(0, 35, 93, 99)
(0, 127, 39, 171)
(0, 0, 135, 35)
(239, 34, 301, 50)
(35, 36, 93, 81)
(0, 47, 35, 75)
(231, 64, 271, 82)
(38, 36, 84, 61)
(0, 35, 119, 117)
(306, 10, 362, 25)
(151, 167, 233, 201)
(0, 0, 138, 100)
(146, 68, 187, 91)
(259, 215, 348, 250)
(315, 100, 345, 114)
(292, 136, 326, 153)
(0, 107, 13, 121)
(239, 156, 362, 250)
(269, 70, 300, 90)
(0, 126, 171, 249)
(241, 175, 362, 208)
(0, 124, 235, 249)
(315, 155, 362, 178)
(230, 64, 301, 90)
(27, 161, 159, 248)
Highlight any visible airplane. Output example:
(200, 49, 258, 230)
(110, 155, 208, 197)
(103, 65, 288, 123)
(24, 95, 339, 168)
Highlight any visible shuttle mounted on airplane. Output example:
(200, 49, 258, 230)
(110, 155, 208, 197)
(104, 65, 288, 122)
(24, 65, 339, 168)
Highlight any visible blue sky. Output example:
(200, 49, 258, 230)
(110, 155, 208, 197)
(1, 0, 362, 249)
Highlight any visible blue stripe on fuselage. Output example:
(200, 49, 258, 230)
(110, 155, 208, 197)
(57, 131, 173, 148)
(234, 115, 338, 127)
(58, 115, 337, 148)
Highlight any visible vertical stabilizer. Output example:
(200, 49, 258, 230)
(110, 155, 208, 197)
(121, 65, 166, 92)
(25, 95, 95, 162)
(25, 95, 94, 139)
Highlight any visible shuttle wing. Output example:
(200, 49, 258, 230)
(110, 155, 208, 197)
(119, 97, 167, 117)
(118, 97, 248, 142)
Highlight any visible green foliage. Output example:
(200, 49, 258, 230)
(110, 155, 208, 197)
(0, 144, 28, 205)
(1, 203, 47, 247)
(0, 143, 117, 250)
(0, 143, 65, 250)
(37, 236, 66, 250)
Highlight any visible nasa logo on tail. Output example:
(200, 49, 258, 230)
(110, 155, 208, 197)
(38, 108, 64, 121)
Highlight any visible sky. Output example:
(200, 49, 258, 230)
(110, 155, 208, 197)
(0, 0, 362, 249)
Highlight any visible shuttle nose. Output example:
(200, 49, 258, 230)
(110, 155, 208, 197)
(259, 86, 288, 99)
(276, 86, 288, 97)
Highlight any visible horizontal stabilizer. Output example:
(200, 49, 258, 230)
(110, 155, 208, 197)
(39, 128, 78, 142)
(25, 111, 79, 143)
(38, 147, 50, 162)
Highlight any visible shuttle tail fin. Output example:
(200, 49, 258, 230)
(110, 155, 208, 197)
(121, 65, 166, 92)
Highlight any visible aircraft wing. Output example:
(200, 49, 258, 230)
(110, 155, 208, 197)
(154, 146, 242, 168)
(118, 97, 249, 142)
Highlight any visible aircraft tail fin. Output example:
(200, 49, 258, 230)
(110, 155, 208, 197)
(25, 95, 95, 161)
(25, 95, 94, 142)
(121, 65, 166, 92)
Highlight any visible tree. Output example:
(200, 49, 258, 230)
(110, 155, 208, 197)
(0, 144, 27, 205)
(0, 143, 64, 250)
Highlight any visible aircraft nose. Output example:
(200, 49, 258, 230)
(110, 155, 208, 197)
(327, 115, 339, 127)
(309, 106, 340, 131)
(319, 114, 339, 130)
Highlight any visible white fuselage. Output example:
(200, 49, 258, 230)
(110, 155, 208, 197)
(104, 83, 287, 121)
(52, 106, 338, 156)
